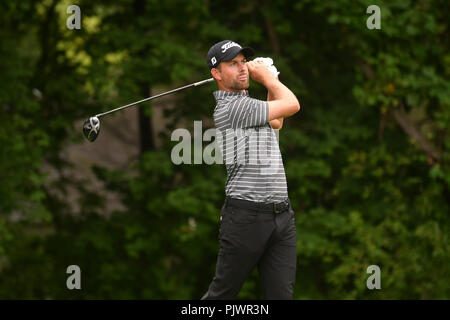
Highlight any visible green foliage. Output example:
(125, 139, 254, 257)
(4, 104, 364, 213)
(0, 0, 448, 299)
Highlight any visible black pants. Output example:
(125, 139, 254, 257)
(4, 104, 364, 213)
(202, 198, 297, 300)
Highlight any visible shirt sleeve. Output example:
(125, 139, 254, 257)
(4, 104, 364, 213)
(227, 96, 269, 129)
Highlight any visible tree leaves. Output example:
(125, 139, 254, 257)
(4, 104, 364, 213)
(0, 0, 448, 299)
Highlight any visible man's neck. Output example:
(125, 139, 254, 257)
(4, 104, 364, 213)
(217, 83, 246, 93)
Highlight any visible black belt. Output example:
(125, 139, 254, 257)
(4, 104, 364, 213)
(225, 196, 290, 214)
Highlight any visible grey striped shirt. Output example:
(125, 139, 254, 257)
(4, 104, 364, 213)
(213, 90, 288, 203)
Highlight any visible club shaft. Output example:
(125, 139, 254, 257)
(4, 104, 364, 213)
(95, 78, 214, 118)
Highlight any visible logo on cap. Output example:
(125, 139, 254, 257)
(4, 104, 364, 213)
(211, 57, 217, 65)
(221, 41, 241, 53)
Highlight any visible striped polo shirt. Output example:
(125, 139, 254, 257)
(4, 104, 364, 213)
(213, 90, 288, 203)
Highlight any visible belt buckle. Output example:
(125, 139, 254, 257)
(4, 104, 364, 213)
(273, 202, 281, 214)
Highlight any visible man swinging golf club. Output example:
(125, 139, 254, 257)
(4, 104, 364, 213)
(202, 40, 300, 300)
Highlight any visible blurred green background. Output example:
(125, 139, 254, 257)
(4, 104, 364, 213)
(0, 0, 449, 299)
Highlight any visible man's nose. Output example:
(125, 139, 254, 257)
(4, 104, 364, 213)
(239, 62, 247, 72)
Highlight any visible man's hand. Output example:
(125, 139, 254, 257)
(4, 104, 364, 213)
(246, 60, 277, 86)
(253, 57, 280, 78)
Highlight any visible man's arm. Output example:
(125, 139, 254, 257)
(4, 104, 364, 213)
(268, 89, 284, 130)
(247, 60, 300, 122)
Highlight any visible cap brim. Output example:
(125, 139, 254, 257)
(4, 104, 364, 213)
(222, 46, 255, 63)
(239, 47, 255, 59)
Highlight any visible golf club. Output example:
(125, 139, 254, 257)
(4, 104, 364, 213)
(83, 78, 214, 142)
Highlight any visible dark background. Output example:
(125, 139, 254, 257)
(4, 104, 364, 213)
(0, 0, 448, 299)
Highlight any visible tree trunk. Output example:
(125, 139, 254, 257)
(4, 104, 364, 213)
(138, 86, 154, 153)
(134, 0, 154, 154)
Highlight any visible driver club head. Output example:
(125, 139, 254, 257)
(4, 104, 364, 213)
(83, 116, 100, 142)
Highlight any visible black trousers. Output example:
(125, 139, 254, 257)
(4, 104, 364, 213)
(201, 197, 297, 300)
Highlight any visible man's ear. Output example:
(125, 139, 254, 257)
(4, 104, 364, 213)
(211, 68, 222, 81)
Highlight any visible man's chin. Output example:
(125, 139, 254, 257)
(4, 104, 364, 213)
(233, 80, 249, 90)
(229, 86, 248, 92)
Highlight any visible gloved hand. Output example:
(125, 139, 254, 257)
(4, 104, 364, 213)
(252, 57, 280, 78)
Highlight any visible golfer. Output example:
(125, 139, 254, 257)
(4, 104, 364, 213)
(201, 40, 300, 300)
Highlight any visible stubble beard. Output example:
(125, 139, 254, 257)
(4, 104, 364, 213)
(226, 74, 249, 91)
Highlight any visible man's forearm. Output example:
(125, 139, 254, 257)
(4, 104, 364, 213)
(267, 90, 284, 129)
(265, 78, 298, 106)
(264, 77, 300, 121)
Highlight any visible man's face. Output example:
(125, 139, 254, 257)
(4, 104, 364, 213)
(214, 53, 249, 92)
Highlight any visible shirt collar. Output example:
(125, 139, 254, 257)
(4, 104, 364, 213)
(213, 90, 249, 101)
